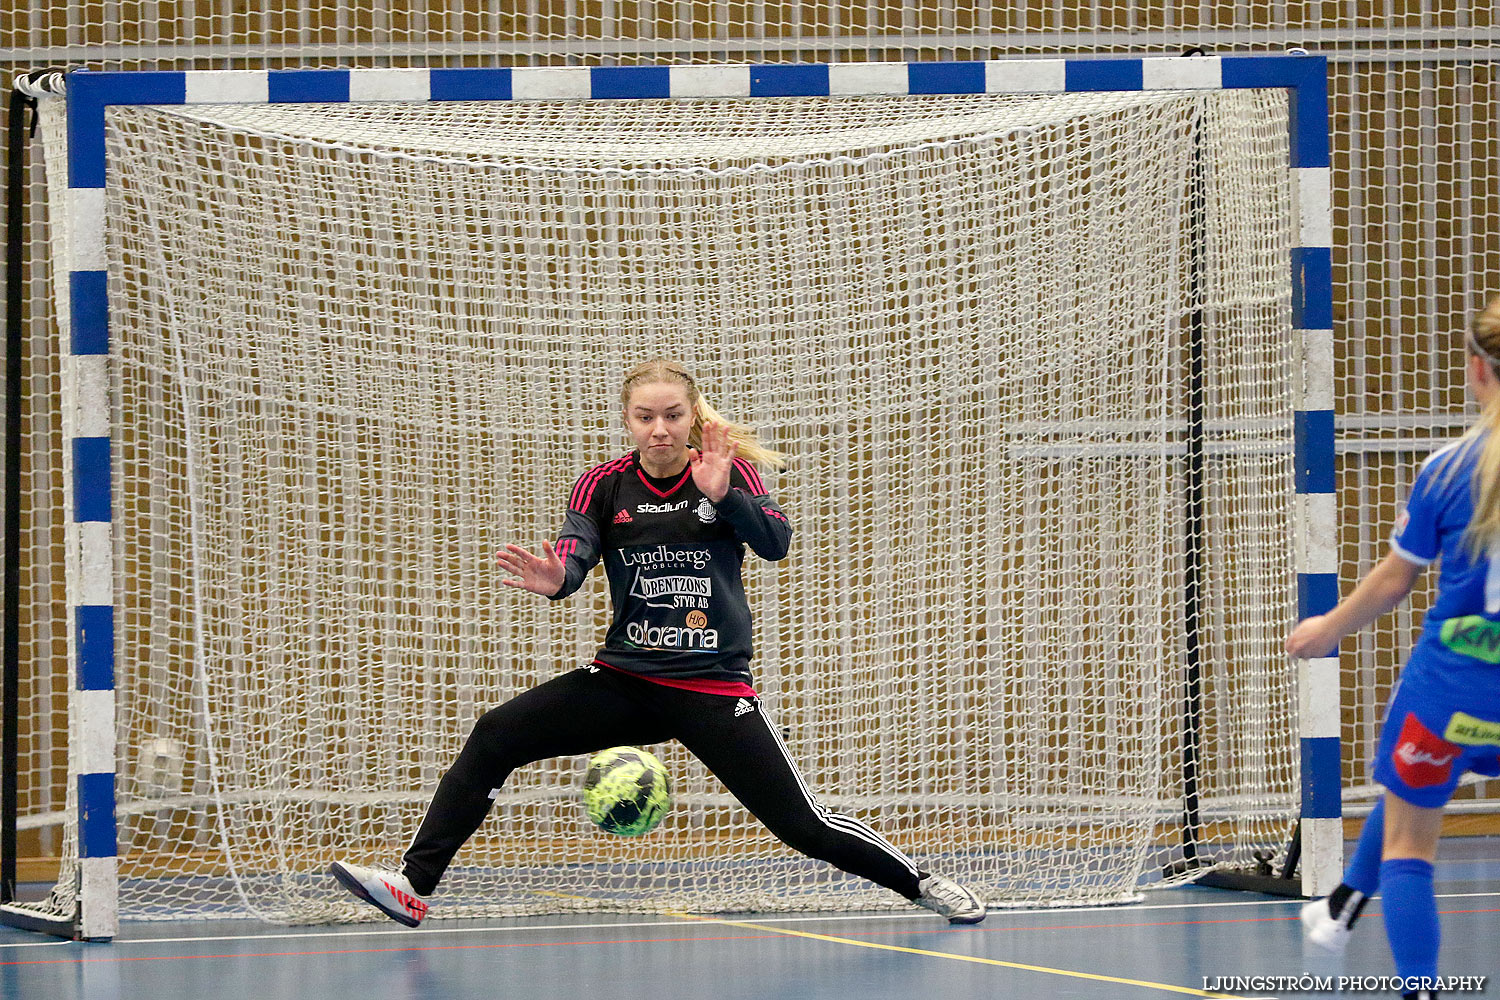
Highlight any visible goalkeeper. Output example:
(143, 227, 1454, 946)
(1288, 298, 1500, 1000)
(331, 358, 985, 928)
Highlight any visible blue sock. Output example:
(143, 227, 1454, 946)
(1343, 798, 1385, 895)
(1379, 857, 1439, 981)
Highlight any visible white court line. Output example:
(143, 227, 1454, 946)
(2, 889, 1497, 951)
(0, 939, 72, 950)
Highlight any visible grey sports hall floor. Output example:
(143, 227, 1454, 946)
(4, 839, 1497, 1000)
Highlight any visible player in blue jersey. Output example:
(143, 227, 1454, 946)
(1288, 297, 1500, 1000)
(330, 358, 985, 928)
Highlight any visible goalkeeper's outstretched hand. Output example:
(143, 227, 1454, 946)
(496, 540, 566, 596)
(688, 419, 736, 503)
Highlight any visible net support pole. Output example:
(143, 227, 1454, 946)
(3, 79, 34, 909)
(1, 71, 87, 940)
(1177, 91, 1208, 870)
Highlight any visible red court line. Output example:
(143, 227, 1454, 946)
(6, 907, 1496, 968)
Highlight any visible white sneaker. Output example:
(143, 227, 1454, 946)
(329, 860, 428, 927)
(1300, 895, 1356, 955)
(914, 873, 986, 924)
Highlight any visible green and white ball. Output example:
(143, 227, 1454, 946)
(582, 747, 671, 837)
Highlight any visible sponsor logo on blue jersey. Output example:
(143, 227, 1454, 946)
(1440, 615, 1500, 663)
(1445, 711, 1500, 746)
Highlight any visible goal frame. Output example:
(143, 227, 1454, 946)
(3, 52, 1335, 941)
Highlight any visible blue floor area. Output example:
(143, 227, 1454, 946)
(3, 839, 1497, 1000)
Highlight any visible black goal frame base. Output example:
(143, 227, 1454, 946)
(1165, 820, 1306, 899)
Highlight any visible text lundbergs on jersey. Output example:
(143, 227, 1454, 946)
(620, 544, 721, 651)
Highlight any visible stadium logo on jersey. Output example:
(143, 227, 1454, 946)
(625, 618, 720, 651)
(613, 508, 634, 524)
(619, 545, 712, 570)
(1445, 710, 1500, 746)
(638, 499, 690, 515)
(696, 498, 717, 524)
(1393, 712, 1460, 788)
(1440, 614, 1500, 663)
(629, 570, 712, 608)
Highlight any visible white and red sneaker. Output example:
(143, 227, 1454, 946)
(329, 860, 428, 927)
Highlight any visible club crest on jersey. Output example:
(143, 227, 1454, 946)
(1393, 712, 1460, 788)
(696, 498, 717, 523)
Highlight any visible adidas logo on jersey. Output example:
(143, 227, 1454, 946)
(734, 698, 754, 718)
(613, 508, 633, 524)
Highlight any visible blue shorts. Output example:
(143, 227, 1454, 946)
(1372, 674, 1500, 808)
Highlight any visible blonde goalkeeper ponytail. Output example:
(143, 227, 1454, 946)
(619, 359, 786, 471)
(1459, 295, 1500, 558)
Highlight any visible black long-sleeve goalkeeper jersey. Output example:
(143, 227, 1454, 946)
(549, 450, 791, 688)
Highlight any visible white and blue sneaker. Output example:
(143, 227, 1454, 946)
(915, 873, 987, 924)
(329, 860, 428, 927)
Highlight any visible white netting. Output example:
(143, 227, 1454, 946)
(12, 89, 1294, 922)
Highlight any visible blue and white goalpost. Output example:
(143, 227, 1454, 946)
(7, 53, 1334, 940)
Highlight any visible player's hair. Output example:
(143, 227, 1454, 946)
(620, 359, 787, 471)
(1449, 295, 1500, 558)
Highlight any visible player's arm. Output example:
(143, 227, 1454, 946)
(714, 460, 792, 561)
(546, 509, 603, 599)
(495, 475, 604, 600)
(1285, 551, 1424, 658)
(690, 421, 791, 561)
(1286, 459, 1439, 658)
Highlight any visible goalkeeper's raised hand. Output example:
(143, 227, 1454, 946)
(495, 540, 566, 596)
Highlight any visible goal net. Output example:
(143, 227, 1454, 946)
(20, 82, 1297, 924)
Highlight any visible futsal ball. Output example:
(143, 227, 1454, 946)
(582, 746, 671, 836)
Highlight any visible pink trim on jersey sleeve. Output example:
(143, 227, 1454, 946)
(732, 458, 766, 495)
(570, 455, 632, 512)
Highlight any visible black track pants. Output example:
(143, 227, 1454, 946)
(401, 665, 922, 900)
